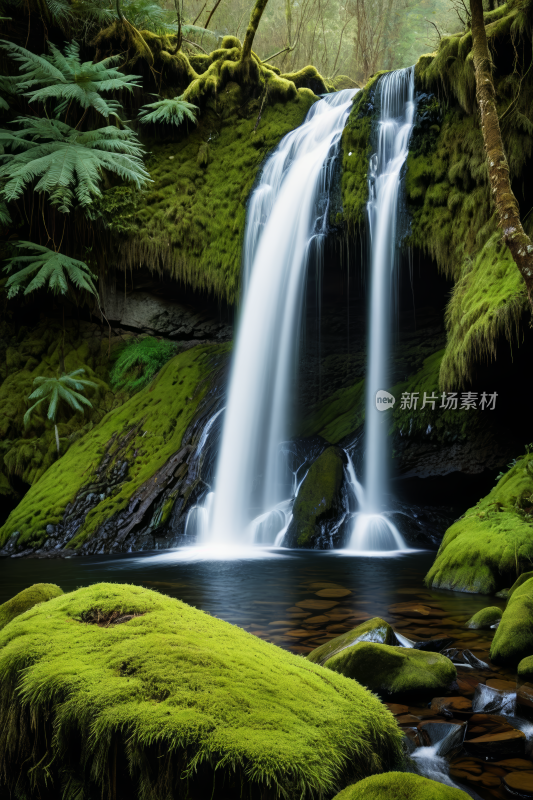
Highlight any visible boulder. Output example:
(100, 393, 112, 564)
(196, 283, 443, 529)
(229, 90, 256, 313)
(0, 583, 64, 630)
(509, 571, 533, 598)
(283, 446, 347, 547)
(307, 617, 396, 666)
(324, 642, 457, 699)
(491, 577, 533, 665)
(466, 606, 502, 629)
(0, 583, 404, 799)
(332, 772, 470, 798)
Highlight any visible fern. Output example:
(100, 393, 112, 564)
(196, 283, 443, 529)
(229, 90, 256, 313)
(138, 96, 198, 127)
(0, 40, 141, 119)
(3, 242, 98, 299)
(0, 202, 10, 226)
(0, 117, 150, 211)
(110, 337, 177, 392)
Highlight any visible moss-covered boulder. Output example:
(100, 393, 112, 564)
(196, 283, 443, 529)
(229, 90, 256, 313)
(425, 453, 533, 594)
(509, 571, 533, 598)
(324, 642, 456, 699)
(284, 446, 346, 547)
(518, 656, 533, 681)
(0, 583, 63, 630)
(333, 772, 470, 799)
(466, 606, 503, 629)
(491, 578, 533, 665)
(0, 583, 404, 799)
(307, 617, 396, 666)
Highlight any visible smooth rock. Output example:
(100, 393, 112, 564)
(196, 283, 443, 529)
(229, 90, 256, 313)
(466, 606, 503, 629)
(503, 772, 533, 797)
(464, 729, 526, 760)
(307, 617, 396, 666)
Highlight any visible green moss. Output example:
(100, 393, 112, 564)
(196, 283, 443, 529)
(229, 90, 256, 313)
(110, 336, 178, 393)
(426, 453, 533, 594)
(333, 772, 470, 799)
(325, 642, 456, 699)
(287, 446, 345, 546)
(509, 571, 533, 598)
(491, 577, 533, 665)
(297, 378, 365, 443)
(0, 583, 63, 631)
(307, 618, 396, 667)
(466, 606, 503, 629)
(0, 583, 404, 798)
(104, 83, 317, 304)
(0, 343, 229, 550)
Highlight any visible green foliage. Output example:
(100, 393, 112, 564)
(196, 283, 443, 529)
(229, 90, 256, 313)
(0, 117, 150, 212)
(0, 40, 141, 119)
(0, 583, 64, 631)
(0, 583, 404, 799)
(138, 96, 199, 127)
(425, 452, 533, 594)
(3, 242, 98, 299)
(24, 369, 98, 429)
(110, 336, 177, 393)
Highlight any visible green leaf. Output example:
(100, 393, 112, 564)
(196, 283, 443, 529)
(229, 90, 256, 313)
(138, 97, 199, 127)
(3, 242, 98, 300)
(24, 369, 98, 428)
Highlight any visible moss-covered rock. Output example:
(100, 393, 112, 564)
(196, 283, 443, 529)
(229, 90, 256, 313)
(333, 772, 470, 799)
(0, 583, 63, 630)
(324, 642, 456, 699)
(425, 453, 533, 594)
(0, 583, 404, 799)
(509, 571, 533, 598)
(491, 577, 533, 665)
(518, 655, 533, 681)
(307, 618, 396, 667)
(283, 446, 346, 547)
(466, 606, 503, 629)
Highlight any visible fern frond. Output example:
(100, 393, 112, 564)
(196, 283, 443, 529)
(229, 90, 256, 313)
(24, 369, 97, 428)
(0, 202, 10, 226)
(138, 97, 198, 127)
(3, 242, 99, 299)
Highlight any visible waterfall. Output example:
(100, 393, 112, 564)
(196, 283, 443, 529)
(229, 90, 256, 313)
(202, 89, 357, 546)
(347, 68, 416, 552)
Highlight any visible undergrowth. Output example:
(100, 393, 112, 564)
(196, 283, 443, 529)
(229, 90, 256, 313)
(110, 336, 177, 393)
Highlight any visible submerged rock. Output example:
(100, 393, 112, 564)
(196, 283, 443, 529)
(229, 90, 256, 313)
(284, 446, 347, 547)
(466, 606, 503, 629)
(332, 772, 470, 798)
(0, 583, 404, 799)
(0, 583, 64, 630)
(324, 641, 457, 699)
(307, 617, 396, 666)
(491, 578, 533, 665)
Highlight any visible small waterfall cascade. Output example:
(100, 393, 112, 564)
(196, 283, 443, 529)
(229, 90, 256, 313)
(347, 67, 416, 552)
(202, 89, 357, 546)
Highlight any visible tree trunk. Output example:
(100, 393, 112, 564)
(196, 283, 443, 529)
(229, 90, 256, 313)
(470, 0, 533, 307)
(241, 0, 270, 61)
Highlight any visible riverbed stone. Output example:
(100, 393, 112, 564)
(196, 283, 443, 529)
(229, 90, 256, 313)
(283, 446, 346, 547)
(307, 617, 396, 666)
(466, 606, 503, 629)
(491, 578, 533, 665)
(0, 583, 64, 631)
(332, 772, 470, 798)
(464, 729, 526, 760)
(324, 641, 457, 699)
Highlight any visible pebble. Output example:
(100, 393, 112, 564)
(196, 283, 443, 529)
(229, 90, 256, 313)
(385, 703, 409, 715)
(295, 599, 338, 610)
(503, 772, 533, 796)
(486, 678, 516, 693)
(315, 587, 352, 598)
(464, 729, 526, 760)
(304, 615, 331, 624)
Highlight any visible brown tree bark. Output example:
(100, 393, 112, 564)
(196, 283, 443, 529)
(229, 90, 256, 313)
(470, 0, 533, 307)
(241, 0, 270, 61)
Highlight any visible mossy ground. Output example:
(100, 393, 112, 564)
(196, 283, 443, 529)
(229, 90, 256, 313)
(491, 576, 533, 665)
(307, 618, 396, 667)
(0, 343, 229, 550)
(100, 82, 317, 304)
(333, 772, 470, 799)
(0, 582, 404, 799)
(0, 583, 63, 630)
(425, 452, 533, 594)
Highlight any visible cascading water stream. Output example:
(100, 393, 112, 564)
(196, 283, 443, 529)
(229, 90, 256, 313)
(200, 89, 357, 546)
(347, 68, 416, 552)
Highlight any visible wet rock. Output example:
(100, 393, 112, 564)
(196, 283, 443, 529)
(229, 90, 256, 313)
(503, 772, 533, 798)
(464, 729, 526, 761)
(429, 696, 473, 718)
(0, 530, 19, 556)
(487, 679, 516, 693)
(323, 642, 457, 700)
(467, 607, 503, 629)
(472, 683, 516, 715)
(315, 587, 351, 598)
(413, 637, 455, 652)
(491, 578, 533, 666)
(385, 702, 409, 715)
(307, 617, 396, 666)
(283, 447, 347, 548)
(516, 683, 533, 722)
(417, 720, 466, 754)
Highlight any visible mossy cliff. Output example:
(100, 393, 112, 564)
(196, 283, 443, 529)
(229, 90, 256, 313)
(0, 343, 230, 555)
(425, 451, 533, 594)
(0, 583, 404, 799)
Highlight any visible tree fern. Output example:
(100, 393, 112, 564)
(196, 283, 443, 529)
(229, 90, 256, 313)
(0, 117, 150, 211)
(0, 202, 10, 226)
(24, 369, 97, 454)
(110, 337, 177, 392)
(0, 40, 141, 119)
(138, 96, 198, 127)
(3, 242, 98, 299)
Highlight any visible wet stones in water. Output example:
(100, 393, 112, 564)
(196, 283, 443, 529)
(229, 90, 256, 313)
(385, 703, 409, 716)
(503, 772, 533, 798)
(412, 637, 455, 653)
(307, 617, 395, 666)
(464, 715, 526, 760)
(466, 606, 503, 629)
(441, 648, 491, 670)
(295, 599, 339, 610)
(417, 720, 466, 755)
(315, 587, 352, 598)
(429, 696, 473, 719)
(516, 683, 533, 722)
(486, 678, 516, 692)
(472, 683, 516, 715)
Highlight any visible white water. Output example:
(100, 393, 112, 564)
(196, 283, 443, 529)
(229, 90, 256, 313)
(200, 89, 357, 546)
(346, 68, 416, 552)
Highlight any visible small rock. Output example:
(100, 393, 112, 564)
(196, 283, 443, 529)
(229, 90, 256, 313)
(503, 772, 533, 797)
(464, 729, 526, 760)
(466, 606, 503, 630)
